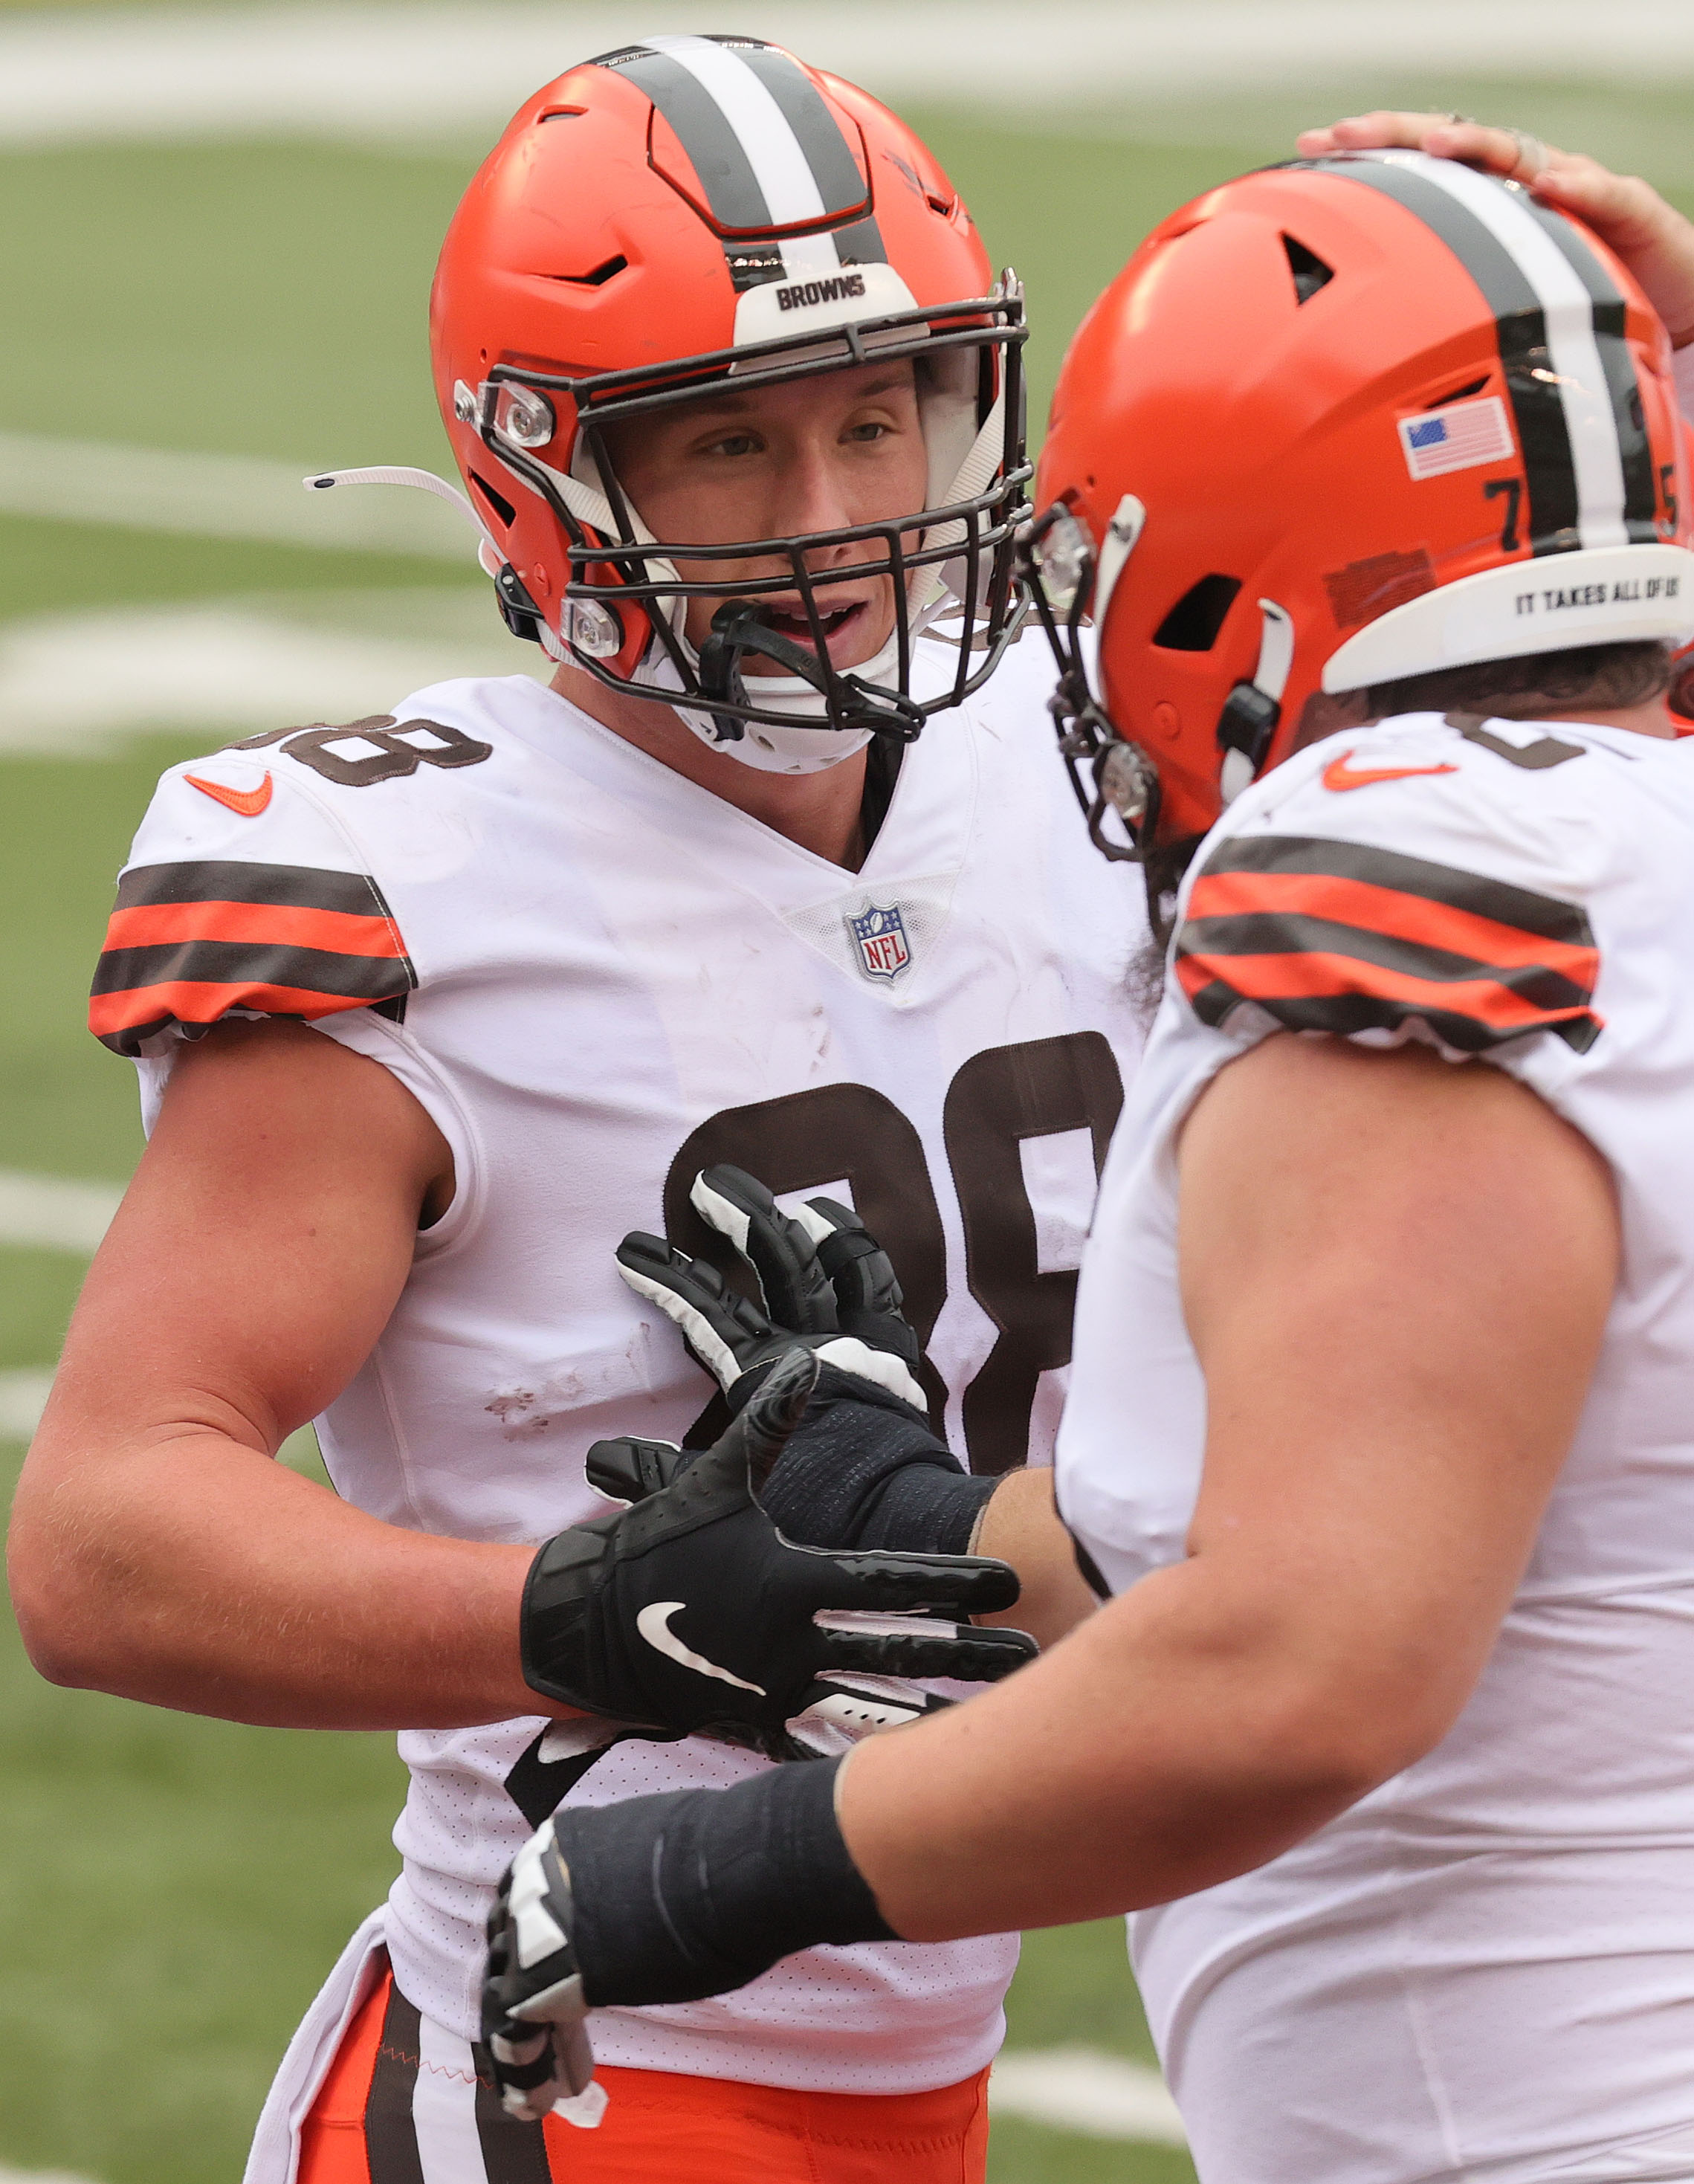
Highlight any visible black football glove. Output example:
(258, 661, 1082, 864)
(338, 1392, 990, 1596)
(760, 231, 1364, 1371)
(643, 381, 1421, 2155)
(615, 1166, 1000, 1557)
(520, 1348, 1036, 1763)
(584, 1431, 968, 1756)
(616, 1163, 926, 1412)
(481, 1831, 601, 2123)
(484, 1757, 890, 2122)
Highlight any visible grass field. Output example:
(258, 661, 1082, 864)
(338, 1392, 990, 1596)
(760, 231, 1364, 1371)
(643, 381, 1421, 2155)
(0, 13, 1687, 2178)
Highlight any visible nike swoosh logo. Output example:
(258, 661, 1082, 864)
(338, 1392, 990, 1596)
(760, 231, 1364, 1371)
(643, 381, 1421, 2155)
(636, 1602, 766, 1696)
(1322, 752, 1458, 793)
(185, 771, 274, 816)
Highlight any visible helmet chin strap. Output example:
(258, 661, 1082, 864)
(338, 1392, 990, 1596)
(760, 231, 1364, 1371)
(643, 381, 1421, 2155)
(638, 639, 879, 776)
(697, 604, 924, 743)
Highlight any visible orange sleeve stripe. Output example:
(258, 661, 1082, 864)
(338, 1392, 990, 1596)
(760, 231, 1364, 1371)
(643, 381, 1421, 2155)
(1175, 948, 1595, 1034)
(1184, 868, 1600, 984)
(102, 899, 407, 958)
(89, 980, 380, 1038)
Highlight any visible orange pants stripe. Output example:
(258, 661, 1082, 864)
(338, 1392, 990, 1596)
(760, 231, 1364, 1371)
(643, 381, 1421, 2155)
(298, 1957, 991, 2183)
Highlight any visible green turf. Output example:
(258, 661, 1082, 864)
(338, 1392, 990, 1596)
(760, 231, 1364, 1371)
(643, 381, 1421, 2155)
(0, 732, 203, 1179)
(0, 141, 468, 467)
(989, 2119, 1197, 2184)
(0, 1436, 407, 2184)
(1003, 1919, 1159, 2063)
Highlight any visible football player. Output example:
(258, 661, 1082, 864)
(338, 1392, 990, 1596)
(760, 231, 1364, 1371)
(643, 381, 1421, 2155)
(5, 36, 1126, 2184)
(479, 140, 1694, 2184)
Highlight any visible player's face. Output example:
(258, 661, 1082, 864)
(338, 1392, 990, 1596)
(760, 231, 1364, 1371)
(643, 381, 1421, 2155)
(601, 361, 929, 675)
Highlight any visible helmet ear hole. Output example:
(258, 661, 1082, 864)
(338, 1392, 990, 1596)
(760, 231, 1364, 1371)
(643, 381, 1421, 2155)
(1281, 234, 1334, 305)
(1153, 576, 1242, 652)
(470, 471, 517, 530)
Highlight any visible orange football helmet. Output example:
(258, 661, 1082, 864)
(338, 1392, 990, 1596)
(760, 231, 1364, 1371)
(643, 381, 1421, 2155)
(1027, 150, 1694, 855)
(416, 34, 1028, 773)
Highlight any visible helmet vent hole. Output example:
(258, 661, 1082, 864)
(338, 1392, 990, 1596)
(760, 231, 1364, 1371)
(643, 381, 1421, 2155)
(1153, 575, 1242, 652)
(554, 254, 629, 288)
(1281, 235, 1334, 306)
(1426, 377, 1489, 407)
(469, 471, 517, 530)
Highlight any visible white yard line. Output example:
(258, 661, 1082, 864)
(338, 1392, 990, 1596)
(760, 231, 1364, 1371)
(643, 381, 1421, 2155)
(0, 1, 1687, 149)
(990, 2048, 1188, 2145)
(0, 595, 542, 756)
(0, 2166, 103, 2184)
(0, 433, 473, 560)
(0, 1172, 123, 1255)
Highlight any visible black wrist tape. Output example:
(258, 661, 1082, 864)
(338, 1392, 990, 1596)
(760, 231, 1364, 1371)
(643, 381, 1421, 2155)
(749, 1362, 998, 1554)
(561, 1756, 897, 2007)
(856, 1455, 999, 1557)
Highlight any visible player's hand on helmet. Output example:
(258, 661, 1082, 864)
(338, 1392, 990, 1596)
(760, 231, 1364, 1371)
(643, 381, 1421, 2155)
(1296, 114, 1694, 347)
(617, 1163, 927, 1412)
(523, 1348, 1036, 1763)
(615, 1167, 1005, 1558)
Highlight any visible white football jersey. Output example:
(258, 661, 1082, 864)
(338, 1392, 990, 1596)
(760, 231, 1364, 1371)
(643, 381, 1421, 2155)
(1058, 710, 1694, 2184)
(96, 633, 1147, 2093)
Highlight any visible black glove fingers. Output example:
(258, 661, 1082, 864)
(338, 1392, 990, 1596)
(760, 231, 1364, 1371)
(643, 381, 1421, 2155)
(615, 1229, 773, 1391)
(693, 1166, 840, 1336)
(804, 1201, 923, 1366)
(804, 1547, 1025, 1619)
(585, 1435, 691, 1504)
(815, 1621, 1038, 1681)
(808, 1200, 903, 1311)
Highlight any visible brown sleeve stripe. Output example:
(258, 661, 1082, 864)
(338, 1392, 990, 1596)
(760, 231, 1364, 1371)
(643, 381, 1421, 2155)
(1185, 867, 1597, 984)
(1196, 833, 1594, 942)
(1176, 833, 1601, 1055)
(90, 859, 416, 1057)
(114, 858, 389, 917)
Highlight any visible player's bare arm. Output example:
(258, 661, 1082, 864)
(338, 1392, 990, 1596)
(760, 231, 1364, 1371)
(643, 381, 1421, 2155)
(1297, 112, 1694, 346)
(10, 1018, 1027, 1736)
(838, 1030, 1616, 1933)
(482, 1028, 1614, 2056)
(2, 1018, 557, 1728)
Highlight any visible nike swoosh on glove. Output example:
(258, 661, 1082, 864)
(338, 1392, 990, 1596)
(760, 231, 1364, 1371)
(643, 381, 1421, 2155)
(615, 1166, 1000, 1558)
(586, 1432, 964, 1757)
(520, 1348, 1036, 1761)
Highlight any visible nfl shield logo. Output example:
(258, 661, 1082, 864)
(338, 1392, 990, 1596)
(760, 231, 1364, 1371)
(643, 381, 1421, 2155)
(848, 903, 912, 982)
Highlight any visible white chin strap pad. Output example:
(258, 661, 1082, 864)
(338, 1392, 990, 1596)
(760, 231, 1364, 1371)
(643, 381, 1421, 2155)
(637, 646, 877, 775)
